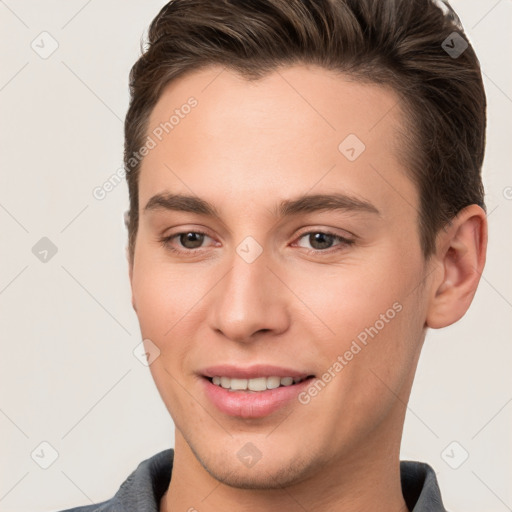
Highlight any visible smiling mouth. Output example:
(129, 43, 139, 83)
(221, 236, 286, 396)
(204, 375, 316, 392)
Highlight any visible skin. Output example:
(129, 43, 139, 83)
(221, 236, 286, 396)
(128, 64, 487, 511)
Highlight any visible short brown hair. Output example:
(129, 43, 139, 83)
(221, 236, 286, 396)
(124, 0, 486, 262)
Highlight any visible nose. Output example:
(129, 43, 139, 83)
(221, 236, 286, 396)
(207, 245, 290, 343)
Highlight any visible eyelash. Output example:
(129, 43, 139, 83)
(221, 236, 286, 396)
(158, 229, 355, 256)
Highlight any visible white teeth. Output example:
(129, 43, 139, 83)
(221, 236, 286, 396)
(266, 376, 281, 389)
(210, 375, 308, 391)
(230, 378, 247, 390)
(248, 377, 267, 391)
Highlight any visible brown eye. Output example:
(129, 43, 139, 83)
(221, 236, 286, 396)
(296, 231, 354, 252)
(307, 232, 335, 250)
(158, 230, 213, 253)
(179, 232, 205, 249)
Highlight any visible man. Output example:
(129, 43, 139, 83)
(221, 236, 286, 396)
(59, 0, 487, 510)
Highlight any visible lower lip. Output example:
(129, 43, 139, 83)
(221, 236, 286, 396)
(201, 377, 314, 418)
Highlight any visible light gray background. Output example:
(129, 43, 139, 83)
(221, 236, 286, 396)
(0, 1, 510, 511)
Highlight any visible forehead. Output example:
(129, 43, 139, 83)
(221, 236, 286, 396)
(138, 64, 416, 219)
(146, 64, 404, 149)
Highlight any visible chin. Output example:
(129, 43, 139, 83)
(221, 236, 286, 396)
(190, 441, 319, 490)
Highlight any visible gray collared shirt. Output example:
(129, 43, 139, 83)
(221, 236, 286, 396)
(55, 449, 448, 512)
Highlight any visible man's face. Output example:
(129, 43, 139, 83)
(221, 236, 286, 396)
(130, 64, 432, 488)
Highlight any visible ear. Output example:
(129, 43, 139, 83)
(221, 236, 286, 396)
(125, 210, 137, 313)
(426, 204, 487, 329)
(126, 246, 137, 313)
(128, 252, 138, 313)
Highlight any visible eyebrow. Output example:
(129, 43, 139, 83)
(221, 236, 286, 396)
(143, 192, 380, 218)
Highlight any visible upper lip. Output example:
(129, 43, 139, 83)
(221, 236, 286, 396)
(200, 364, 314, 380)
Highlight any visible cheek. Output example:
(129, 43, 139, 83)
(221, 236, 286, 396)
(289, 249, 426, 384)
(132, 268, 169, 336)
(131, 247, 199, 337)
(303, 287, 425, 446)
(132, 258, 197, 416)
(283, 256, 411, 339)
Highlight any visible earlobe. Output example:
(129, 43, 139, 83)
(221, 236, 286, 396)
(426, 205, 487, 329)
